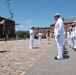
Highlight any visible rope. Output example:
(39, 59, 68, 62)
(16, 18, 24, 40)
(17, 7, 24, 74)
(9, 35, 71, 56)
(6, 0, 13, 19)
(2, 0, 14, 20)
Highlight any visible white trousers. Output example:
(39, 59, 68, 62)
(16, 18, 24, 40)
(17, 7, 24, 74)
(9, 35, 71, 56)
(68, 37, 71, 45)
(30, 39, 34, 48)
(70, 37, 74, 48)
(39, 36, 42, 43)
(55, 35, 64, 59)
(63, 37, 65, 45)
(74, 37, 76, 49)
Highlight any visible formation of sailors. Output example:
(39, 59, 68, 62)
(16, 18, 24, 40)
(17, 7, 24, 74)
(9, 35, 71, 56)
(67, 21, 76, 50)
(29, 13, 76, 60)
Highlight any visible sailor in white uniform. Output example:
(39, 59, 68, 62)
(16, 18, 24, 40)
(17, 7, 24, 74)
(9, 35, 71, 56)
(72, 21, 76, 50)
(63, 31, 66, 46)
(67, 28, 71, 45)
(54, 13, 64, 60)
(68, 27, 73, 48)
(70, 23, 75, 49)
(74, 21, 76, 50)
(29, 26, 34, 49)
(38, 32, 42, 43)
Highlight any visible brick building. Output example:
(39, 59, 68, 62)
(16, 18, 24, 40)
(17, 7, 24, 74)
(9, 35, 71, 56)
(34, 27, 50, 37)
(0, 17, 15, 37)
(34, 17, 76, 37)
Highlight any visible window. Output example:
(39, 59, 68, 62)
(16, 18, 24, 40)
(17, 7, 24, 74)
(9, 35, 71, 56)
(46, 29, 49, 32)
(39, 29, 43, 32)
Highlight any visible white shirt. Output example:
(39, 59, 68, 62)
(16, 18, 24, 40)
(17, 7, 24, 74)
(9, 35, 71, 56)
(74, 26, 76, 37)
(54, 18, 64, 36)
(67, 32, 71, 38)
(64, 31, 66, 38)
(38, 33, 42, 37)
(30, 29, 34, 40)
(73, 26, 76, 38)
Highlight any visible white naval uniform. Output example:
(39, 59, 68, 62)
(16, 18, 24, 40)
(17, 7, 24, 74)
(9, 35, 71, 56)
(54, 18, 64, 59)
(38, 33, 42, 43)
(73, 26, 76, 49)
(29, 29, 34, 49)
(67, 31, 71, 45)
(63, 31, 66, 45)
(70, 28, 75, 48)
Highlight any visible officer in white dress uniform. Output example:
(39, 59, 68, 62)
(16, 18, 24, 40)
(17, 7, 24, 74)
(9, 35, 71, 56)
(54, 13, 64, 60)
(38, 32, 42, 43)
(29, 26, 34, 49)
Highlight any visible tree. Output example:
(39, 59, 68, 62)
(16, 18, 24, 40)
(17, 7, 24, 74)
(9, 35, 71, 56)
(16, 31, 30, 39)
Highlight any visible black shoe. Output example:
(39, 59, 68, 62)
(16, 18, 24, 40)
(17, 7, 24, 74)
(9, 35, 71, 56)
(74, 49, 76, 51)
(54, 56, 59, 60)
(72, 48, 74, 49)
(54, 57, 63, 60)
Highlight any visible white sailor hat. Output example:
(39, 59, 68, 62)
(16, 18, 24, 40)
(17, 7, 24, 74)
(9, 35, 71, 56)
(30, 26, 34, 29)
(54, 13, 60, 16)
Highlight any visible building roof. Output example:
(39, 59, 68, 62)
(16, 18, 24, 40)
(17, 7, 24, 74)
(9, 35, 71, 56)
(63, 17, 76, 24)
(50, 17, 76, 26)
(34, 27, 50, 29)
(0, 16, 15, 22)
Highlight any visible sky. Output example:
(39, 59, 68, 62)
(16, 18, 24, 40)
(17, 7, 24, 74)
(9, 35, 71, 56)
(0, 0, 76, 31)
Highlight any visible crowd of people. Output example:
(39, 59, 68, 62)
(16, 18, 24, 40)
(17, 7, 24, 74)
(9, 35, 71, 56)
(29, 13, 76, 60)
(0, 13, 76, 60)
